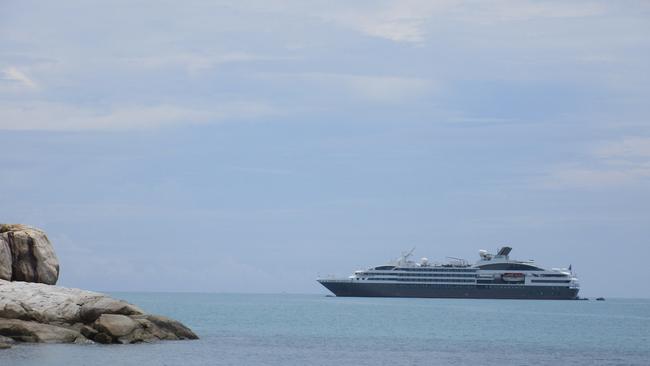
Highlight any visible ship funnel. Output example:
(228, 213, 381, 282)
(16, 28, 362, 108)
(497, 247, 512, 256)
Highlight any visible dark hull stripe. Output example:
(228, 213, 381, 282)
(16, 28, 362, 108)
(318, 281, 579, 300)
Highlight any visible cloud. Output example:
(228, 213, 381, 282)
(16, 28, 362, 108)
(117, 52, 290, 77)
(321, 1, 453, 44)
(482, 0, 606, 20)
(595, 137, 650, 160)
(544, 137, 650, 189)
(319, 0, 606, 44)
(0, 67, 39, 89)
(344, 74, 432, 102)
(0, 101, 279, 131)
(327, 11, 426, 44)
(273, 72, 433, 102)
(462, 0, 607, 23)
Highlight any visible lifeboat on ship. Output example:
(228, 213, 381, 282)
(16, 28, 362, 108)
(501, 273, 525, 282)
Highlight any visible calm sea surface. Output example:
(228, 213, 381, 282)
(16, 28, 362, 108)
(2, 293, 649, 366)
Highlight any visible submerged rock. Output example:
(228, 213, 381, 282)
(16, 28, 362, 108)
(0, 335, 15, 349)
(0, 280, 198, 345)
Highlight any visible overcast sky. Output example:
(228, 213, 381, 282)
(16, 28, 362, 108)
(1, 1, 649, 297)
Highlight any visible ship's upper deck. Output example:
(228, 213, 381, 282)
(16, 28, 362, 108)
(360, 246, 570, 275)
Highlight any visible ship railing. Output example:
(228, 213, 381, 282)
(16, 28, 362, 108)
(317, 278, 354, 283)
(316, 274, 353, 282)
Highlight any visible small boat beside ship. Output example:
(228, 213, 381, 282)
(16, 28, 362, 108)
(317, 247, 580, 300)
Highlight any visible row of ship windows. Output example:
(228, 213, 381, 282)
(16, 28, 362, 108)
(476, 264, 543, 271)
(359, 273, 476, 278)
(531, 280, 571, 283)
(360, 274, 570, 279)
(370, 268, 565, 274)
(539, 274, 569, 278)
(363, 278, 476, 283)
(477, 286, 570, 290)
(384, 284, 476, 288)
(398, 268, 477, 272)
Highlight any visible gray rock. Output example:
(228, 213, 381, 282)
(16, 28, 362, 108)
(0, 280, 102, 323)
(93, 332, 113, 344)
(0, 318, 87, 343)
(0, 224, 198, 345)
(0, 236, 11, 281)
(0, 280, 198, 344)
(0, 224, 59, 285)
(94, 314, 137, 337)
(80, 325, 98, 339)
(0, 298, 44, 323)
(80, 296, 144, 323)
(116, 327, 152, 344)
(137, 315, 199, 340)
(0, 335, 15, 344)
(0, 281, 144, 325)
(0, 334, 15, 348)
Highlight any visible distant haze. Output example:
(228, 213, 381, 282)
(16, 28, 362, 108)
(1, 1, 649, 298)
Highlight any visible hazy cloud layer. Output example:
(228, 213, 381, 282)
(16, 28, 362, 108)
(547, 137, 650, 188)
(1, 0, 649, 296)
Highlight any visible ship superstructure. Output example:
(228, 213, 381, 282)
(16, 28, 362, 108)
(317, 247, 579, 300)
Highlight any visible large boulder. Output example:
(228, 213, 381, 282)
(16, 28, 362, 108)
(79, 296, 144, 323)
(0, 318, 88, 343)
(0, 224, 198, 347)
(94, 314, 138, 338)
(0, 280, 198, 345)
(0, 280, 143, 324)
(137, 315, 198, 340)
(0, 224, 59, 284)
(90, 314, 199, 344)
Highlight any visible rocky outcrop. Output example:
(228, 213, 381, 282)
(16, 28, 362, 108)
(0, 224, 198, 347)
(0, 224, 59, 284)
(0, 318, 88, 343)
(0, 280, 198, 344)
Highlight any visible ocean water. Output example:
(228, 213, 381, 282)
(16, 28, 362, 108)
(2, 293, 649, 366)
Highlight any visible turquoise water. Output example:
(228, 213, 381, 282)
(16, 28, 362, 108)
(3, 294, 650, 365)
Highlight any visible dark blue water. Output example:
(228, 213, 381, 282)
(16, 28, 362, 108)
(3, 294, 649, 365)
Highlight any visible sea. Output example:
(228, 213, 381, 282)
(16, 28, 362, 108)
(2, 293, 649, 366)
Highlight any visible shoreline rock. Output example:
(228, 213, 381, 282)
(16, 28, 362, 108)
(0, 223, 198, 347)
(0, 280, 198, 345)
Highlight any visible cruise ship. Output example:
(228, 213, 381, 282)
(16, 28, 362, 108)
(317, 247, 579, 300)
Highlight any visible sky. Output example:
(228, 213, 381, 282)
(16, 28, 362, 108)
(1, 0, 649, 297)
